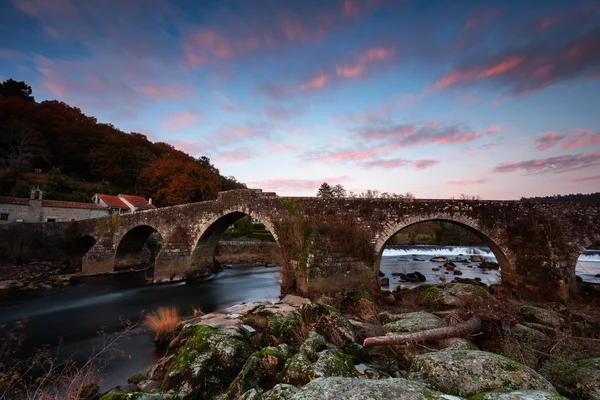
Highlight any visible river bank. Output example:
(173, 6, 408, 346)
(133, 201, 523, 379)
(94, 280, 600, 399)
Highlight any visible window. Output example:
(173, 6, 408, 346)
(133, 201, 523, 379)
(47, 218, 56, 222)
(0, 213, 8, 221)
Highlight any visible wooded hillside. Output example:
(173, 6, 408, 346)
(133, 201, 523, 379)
(0, 79, 245, 206)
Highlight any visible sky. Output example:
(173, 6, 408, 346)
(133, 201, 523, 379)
(1, 0, 599, 199)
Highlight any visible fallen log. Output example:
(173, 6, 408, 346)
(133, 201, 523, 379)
(363, 315, 482, 347)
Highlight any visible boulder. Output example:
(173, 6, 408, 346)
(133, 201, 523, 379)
(479, 261, 500, 270)
(430, 257, 448, 262)
(519, 306, 565, 329)
(383, 311, 445, 334)
(226, 344, 294, 398)
(261, 384, 299, 400)
(407, 350, 556, 397)
(277, 332, 358, 386)
(162, 324, 254, 398)
(392, 271, 426, 282)
(452, 257, 469, 263)
(267, 377, 464, 399)
(380, 277, 389, 287)
(413, 257, 425, 261)
(444, 261, 456, 271)
(413, 283, 489, 308)
(453, 270, 463, 275)
(472, 390, 567, 399)
(299, 302, 355, 346)
(470, 255, 485, 262)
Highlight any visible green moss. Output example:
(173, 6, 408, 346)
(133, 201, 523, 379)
(127, 372, 148, 384)
(268, 314, 301, 339)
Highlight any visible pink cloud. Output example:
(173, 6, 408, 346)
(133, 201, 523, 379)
(562, 129, 600, 149)
(444, 179, 489, 186)
(413, 158, 439, 170)
(301, 71, 329, 90)
(213, 148, 255, 163)
(534, 131, 565, 151)
(435, 57, 524, 88)
(492, 152, 600, 174)
(433, 27, 600, 98)
(216, 123, 275, 140)
(258, 71, 330, 99)
(140, 84, 195, 100)
(331, 93, 424, 123)
(336, 46, 395, 78)
(342, 0, 382, 18)
(262, 106, 291, 121)
(362, 158, 439, 170)
(161, 110, 202, 132)
(312, 148, 380, 163)
(182, 28, 259, 66)
(247, 176, 350, 194)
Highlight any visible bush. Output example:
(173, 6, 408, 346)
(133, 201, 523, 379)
(143, 307, 181, 347)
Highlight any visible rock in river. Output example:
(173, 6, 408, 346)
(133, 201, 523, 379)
(430, 256, 448, 262)
(392, 271, 426, 282)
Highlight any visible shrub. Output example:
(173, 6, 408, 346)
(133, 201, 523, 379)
(143, 307, 181, 347)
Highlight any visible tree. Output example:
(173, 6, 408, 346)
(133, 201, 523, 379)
(316, 182, 333, 198)
(0, 79, 34, 102)
(332, 184, 346, 198)
(138, 157, 220, 206)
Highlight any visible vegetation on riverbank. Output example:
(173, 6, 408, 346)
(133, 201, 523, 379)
(0, 79, 245, 206)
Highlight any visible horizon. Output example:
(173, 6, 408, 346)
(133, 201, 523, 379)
(1, 0, 599, 199)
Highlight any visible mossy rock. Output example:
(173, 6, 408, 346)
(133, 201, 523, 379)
(299, 303, 355, 346)
(541, 357, 600, 400)
(226, 344, 295, 399)
(341, 342, 369, 362)
(127, 372, 148, 384)
(269, 377, 464, 399)
(268, 313, 301, 343)
(518, 306, 565, 330)
(414, 283, 489, 308)
(471, 390, 567, 399)
(163, 324, 254, 398)
(99, 393, 169, 400)
(383, 311, 445, 334)
(407, 350, 556, 398)
(277, 332, 359, 386)
(261, 384, 299, 400)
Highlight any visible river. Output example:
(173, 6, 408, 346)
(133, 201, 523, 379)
(1, 245, 599, 392)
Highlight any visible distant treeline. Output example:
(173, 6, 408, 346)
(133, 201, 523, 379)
(0, 79, 246, 206)
(521, 192, 600, 203)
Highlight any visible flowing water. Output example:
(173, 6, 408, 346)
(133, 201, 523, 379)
(1, 246, 599, 391)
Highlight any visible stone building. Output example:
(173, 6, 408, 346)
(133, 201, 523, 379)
(92, 193, 156, 215)
(0, 188, 109, 224)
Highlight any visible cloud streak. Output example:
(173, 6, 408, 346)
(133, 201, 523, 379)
(492, 152, 600, 174)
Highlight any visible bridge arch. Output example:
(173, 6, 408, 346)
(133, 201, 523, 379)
(114, 224, 164, 272)
(375, 214, 512, 282)
(189, 209, 279, 274)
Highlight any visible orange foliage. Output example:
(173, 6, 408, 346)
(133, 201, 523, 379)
(138, 156, 220, 206)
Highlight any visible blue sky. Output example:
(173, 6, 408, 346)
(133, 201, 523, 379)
(1, 0, 599, 198)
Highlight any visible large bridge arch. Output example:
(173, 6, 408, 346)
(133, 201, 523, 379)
(374, 213, 514, 283)
(188, 208, 279, 276)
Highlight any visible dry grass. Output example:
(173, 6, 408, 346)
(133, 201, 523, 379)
(143, 307, 181, 347)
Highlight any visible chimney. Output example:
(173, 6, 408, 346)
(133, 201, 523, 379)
(148, 197, 152, 205)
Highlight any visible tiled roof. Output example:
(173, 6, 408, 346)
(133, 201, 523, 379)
(0, 196, 104, 209)
(42, 200, 106, 209)
(96, 194, 129, 209)
(118, 194, 157, 209)
(0, 196, 30, 206)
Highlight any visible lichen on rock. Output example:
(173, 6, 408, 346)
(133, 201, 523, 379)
(407, 350, 556, 397)
(268, 377, 464, 399)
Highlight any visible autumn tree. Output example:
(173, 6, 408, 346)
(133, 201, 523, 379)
(138, 157, 220, 206)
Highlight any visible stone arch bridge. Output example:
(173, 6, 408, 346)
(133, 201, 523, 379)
(71, 189, 600, 301)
